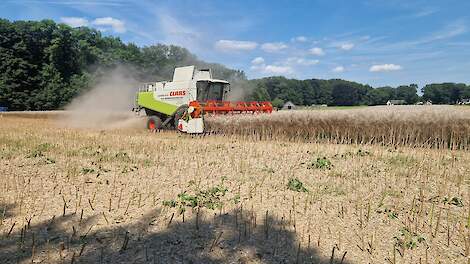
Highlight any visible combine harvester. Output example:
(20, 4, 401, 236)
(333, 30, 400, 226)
(134, 66, 273, 133)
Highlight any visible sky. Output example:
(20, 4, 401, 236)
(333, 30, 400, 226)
(1, 0, 470, 87)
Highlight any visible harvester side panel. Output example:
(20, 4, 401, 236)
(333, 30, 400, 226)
(137, 92, 178, 116)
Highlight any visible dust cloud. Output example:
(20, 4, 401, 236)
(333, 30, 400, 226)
(58, 67, 252, 130)
(225, 79, 251, 101)
(59, 66, 145, 130)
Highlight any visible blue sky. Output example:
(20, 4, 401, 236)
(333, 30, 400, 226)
(1, 0, 470, 87)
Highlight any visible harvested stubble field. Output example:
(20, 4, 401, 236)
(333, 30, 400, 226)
(0, 107, 469, 264)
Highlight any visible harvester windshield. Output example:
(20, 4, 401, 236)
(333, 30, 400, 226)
(196, 81, 229, 102)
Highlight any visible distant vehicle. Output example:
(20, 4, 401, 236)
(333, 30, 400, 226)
(386, 100, 406, 106)
(458, 99, 470, 105)
(0, 106, 8, 112)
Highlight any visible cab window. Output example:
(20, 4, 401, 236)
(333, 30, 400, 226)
(196, 81, 227, 101)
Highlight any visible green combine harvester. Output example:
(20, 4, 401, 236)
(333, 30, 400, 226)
(134, 66, 273, 134)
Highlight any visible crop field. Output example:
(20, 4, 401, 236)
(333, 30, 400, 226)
(206, 106, 470, 150)
(0, 107, 469, 264)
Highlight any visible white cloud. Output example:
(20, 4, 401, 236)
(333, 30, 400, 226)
(292, 36, 307, 42)
(60, 16, 127, 33)
(92, 17, 126, 33)
(309, 47, 325, 56)
(339, 43, 355, 50)
(251, 57, 265, 65)
(60, 17, 89, 27)
(215, 40, 258, 52)
(287, 57, 319, 66)
(250, 60, 293, 75)
(263, 65, 293, 74)
(332, 66, 345, 73)
(261, 42, 288, 52)
(370, 64, 403, 72)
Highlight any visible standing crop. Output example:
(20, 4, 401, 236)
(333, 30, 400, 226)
(205, 106, 470, 150)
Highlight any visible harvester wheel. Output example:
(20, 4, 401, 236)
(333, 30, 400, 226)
(147, 116, 162, 130)
(173, 105, 188, 128)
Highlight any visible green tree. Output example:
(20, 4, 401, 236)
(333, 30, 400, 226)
(0, 19, 245, 110)
(271, 98, 285, 108)
(396, 84, 419, 104)
(422, 83, 468, 104)
(250, 82, 271, 101)
(331, 82, 359, 106)
(367, 87, 395, 105)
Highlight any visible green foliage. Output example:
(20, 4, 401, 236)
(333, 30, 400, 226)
(422, 83, 470, 104)
(0, 19, 245, 110)
(271, 98, 285, 108)
(376, 205, 398, 220)
(332, 149, 371, 159)
(287, 178, 309, 192)
(396, 84, 420, 104)
(394, 227, 426, 250)
(387, 154, 417, 167)
(248, 77, 426, 107)
(26, 143, 53, 158)
(443, 196, 464, 207)
(367, 86, 395, 105)
(331, 80, 371, 106)
(247, 76, 469, 107)
(142, 159, 152, 167)
(162, 199, 177, 208)
(356, 149, 371, 156)
(81, 167, 95, 174)
(115, 151, 131, 162)
(120, 165, 138, 174)
(232, 194, 241, 204)
(366, 84, 419, 105)
(388, 211, 398, 220)
(308, 157, 333, 170)
(163, 183, 229, 214)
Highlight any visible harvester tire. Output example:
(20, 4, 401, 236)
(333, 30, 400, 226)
(147, 116, 162, 130)
(173, 105, 188, 128)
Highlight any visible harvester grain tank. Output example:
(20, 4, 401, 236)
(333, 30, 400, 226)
(134, 66, 273, 133)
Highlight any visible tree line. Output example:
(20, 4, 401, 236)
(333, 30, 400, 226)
(0, 19, 244, 110)
(1, 19, 469, 111)
(248, 77, 470, 108)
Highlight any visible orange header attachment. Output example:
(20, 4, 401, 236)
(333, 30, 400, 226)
(188, 101, 203, 118)
(189, 100, 273, 115)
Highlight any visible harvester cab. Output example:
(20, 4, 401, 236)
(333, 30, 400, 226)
(134, 66, 272, 134)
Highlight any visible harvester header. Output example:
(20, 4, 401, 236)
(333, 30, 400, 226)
(134, 66, 272, 133)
